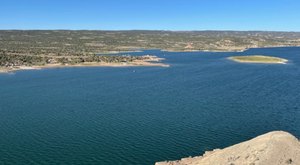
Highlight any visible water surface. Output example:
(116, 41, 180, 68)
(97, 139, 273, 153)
(0, 47, 300, 164)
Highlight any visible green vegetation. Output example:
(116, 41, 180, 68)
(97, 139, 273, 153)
(0, 30, 299, 70)
(1, 30, 300, 55)
(228, 55, 288, 64)
(0, 51, 153, 69)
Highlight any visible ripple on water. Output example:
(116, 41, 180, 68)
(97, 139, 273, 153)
(0, 47, 300, 164)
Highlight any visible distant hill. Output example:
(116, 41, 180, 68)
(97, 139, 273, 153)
(1, 30, 300, 72)
(1, 30, 300, 55)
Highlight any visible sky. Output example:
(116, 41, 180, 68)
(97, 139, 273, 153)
(0, 0, 299, 31)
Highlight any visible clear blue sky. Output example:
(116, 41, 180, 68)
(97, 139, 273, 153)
(0, 0, 299, 31)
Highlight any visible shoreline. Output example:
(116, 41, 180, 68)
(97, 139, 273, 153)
(93, 46, 300, 55)
(161, 48, 247, 53)
(228, 59, 288, 64)
(97, 50, 143, 55)
(162, 48, 248, 53)
(0, 56, 169, 73)
(158, 46, 300, 53)
(1, 46, 298, 73)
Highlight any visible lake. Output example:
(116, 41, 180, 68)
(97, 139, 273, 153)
(0, 47, 300, 165)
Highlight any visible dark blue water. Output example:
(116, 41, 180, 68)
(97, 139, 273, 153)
(0, 47, 300, 165)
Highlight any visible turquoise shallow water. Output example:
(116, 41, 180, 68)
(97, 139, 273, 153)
(0, 47, 300, 165)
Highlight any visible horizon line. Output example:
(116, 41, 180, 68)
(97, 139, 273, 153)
(0, 29, 300, 33)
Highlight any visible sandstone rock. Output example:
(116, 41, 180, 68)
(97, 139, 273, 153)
(156, 131, 300, 165)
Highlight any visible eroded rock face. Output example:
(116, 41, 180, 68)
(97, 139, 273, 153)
(156, 131, 300, 165)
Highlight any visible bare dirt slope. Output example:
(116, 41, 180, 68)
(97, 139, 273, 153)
(156, 131, 300, 165)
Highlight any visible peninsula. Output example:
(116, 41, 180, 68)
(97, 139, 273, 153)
(0, 54, 168, 73)
(228, 55, 288, 64)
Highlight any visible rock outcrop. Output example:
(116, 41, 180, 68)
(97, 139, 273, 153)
(156, 131, 300, 165)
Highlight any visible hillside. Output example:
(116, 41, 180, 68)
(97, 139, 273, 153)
(156, 131, 300, 165)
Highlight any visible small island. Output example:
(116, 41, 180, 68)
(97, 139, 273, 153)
(228, 55, 288, 64)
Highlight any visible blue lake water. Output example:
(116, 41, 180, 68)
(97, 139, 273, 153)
(0, 47, 300, 165)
